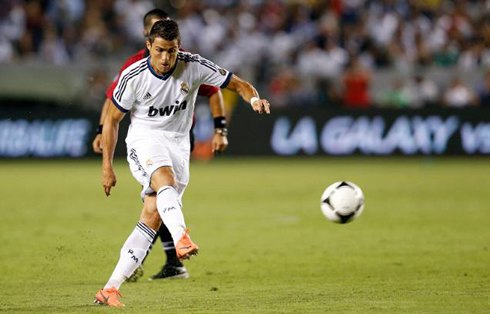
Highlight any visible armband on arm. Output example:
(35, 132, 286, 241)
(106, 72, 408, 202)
(250, 97, 259, 105)
(214, 116, 228, 136)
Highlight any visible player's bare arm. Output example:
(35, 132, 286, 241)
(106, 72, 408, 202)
(101, 101, 126, 196)
(225, 74, 271, 114)
(208, 91, 228, 154)
(92, 98, 112, 154)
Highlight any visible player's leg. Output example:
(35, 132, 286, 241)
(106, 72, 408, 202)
(94, 196, 160, 307)
(130, 195, 189, 281)
(159, 224, 180, 266)
(125, 195, 161, 283)
(151, 166, 198, 260)
(151, 126, 195, 279)
(142, 195, 179, 265)
(149, 223, 189, 280)
(125, 195, 188, 281)
(103, 220, 156, 290)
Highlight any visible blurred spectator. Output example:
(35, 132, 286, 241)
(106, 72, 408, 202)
(342, 57, 371, 108)
(39, 22, 69, 64)
(316, 78, 340, 108)
(0, 0, 25, 62)
(458, 39, 490, 70)
(380, 80, 410, 108)
(443, 78, 479, 107)
(269, 67, 300, 108)
(19, 0, 46, 58)
(114, 0, 153, 48)
(297, 37, 348, 80)
(477, 71, 490, 106)
(378, 74, 440, 110)
(268, 67, 315, 108)
(402, 75, 439, 108)
(433, 41, 460, 67)
(1, 0, 490, 109)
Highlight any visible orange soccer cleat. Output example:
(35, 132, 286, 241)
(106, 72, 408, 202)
(176, 228, 199, 260)
(93, 287, 124, 307)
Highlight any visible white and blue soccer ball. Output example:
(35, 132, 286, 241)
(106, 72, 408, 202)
(321, 181, 365, 224)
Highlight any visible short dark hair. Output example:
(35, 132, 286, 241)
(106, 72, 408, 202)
(148, 19, 181, 44)
(143, 9, 169, 29)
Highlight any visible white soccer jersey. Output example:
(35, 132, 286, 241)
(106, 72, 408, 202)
(112, 51, 232, 134)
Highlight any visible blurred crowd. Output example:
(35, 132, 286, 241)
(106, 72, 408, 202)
(1, 0, 490, 108)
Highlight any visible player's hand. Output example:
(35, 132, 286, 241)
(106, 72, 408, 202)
(92, 134, 103, 154)
(212, 133, 228, 155)
(102, 167, 117, 196)
(251, 99, 271, 115)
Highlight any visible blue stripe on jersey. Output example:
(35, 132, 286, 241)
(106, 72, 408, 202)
(111, 96, 129, 113)
(114, 61, 146, 100)
(220, 72, 233, 89)
(147, 57, 177, 80)
(199, 59, 218, 72)
(115, 67, 146, 102)
(177, 52, 219, 72)
(117, 65, 148, 102)
(199, 62, 218, 73)
(115, 63, 148, 102)
(177, 52, 196, 62)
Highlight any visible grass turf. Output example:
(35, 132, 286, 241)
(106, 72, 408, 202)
(0, 157, 488, 313)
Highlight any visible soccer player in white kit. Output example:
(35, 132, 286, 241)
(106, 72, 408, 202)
(94, 19, 270, 307)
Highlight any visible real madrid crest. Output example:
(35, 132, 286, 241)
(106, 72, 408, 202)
(181, 82, 189, 95)
(146, 159, 153, 167)
(218, 68, 226, 76)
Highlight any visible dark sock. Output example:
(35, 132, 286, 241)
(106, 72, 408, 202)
(158, 223, 182, 266)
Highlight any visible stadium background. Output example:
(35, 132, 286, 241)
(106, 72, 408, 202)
(1, 0, 490, 158)
(0, 1, 489, 313)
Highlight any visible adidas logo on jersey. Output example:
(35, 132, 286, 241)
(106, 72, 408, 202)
(143, 92, 152, 100)
(148, 101, 188, 117)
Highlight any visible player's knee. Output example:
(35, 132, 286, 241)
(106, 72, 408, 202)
(150, 166, 176, 191)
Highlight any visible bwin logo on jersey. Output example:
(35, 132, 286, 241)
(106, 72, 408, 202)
(148, 101, 188, 117)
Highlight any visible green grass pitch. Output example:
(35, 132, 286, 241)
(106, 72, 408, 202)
(0, 157, 488, 313)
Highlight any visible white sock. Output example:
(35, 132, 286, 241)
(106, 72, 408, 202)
(104, 222, 156, 289)
(156, 186, 186, 246)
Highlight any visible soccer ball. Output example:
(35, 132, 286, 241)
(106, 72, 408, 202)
(321, 181, 365, 224)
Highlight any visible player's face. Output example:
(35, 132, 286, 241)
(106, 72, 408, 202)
(147, 37, 180, 75)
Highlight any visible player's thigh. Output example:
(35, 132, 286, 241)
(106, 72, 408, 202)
(126, 138, 172, 197)
(168, 141, 190, 198)
(150, 166, 177, 191)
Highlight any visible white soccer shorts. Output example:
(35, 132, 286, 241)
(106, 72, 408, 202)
(125, 128, 190, 200)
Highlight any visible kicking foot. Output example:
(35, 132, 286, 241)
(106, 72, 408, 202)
(149, 263, 189, 281)
(176, 228, 199, 260)
(93, 287, 124, 307)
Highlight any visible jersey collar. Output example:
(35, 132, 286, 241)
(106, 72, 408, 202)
(147, 57, 178, 81)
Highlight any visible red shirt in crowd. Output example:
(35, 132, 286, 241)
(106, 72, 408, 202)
(343, 65, 371, 108)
